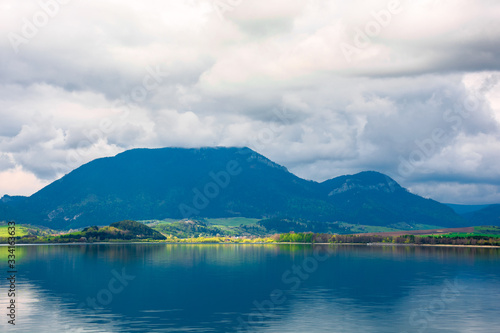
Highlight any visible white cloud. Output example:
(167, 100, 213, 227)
(0, 166, 50, 196)
(1, 0, 500, 203)
(408, 182, 500, 205)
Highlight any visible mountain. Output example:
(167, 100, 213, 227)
(462, 204, 500, 226)
(320, 171, 465, 227)
(1, 195, 28, 205)
(445, 203, 500, 226)
(0, 147, 467, 229)
(445, 203, 491, 215)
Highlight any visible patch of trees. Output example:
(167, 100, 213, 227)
(415, 235, 500, 246)
(276, 233, 500, 246)
(0, 220, 166, 243)
(279, 232, 314, 243)
(110, 220, 166, 240)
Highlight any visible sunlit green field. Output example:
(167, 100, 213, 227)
(430, 232, 500, 238)
(0, 225, 28, 237)
(474, 226, 500, 235)
(423, 227, 500, 239)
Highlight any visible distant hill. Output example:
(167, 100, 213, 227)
(0, 147, 467, 230)
(0, 195, 28, 205)
(445, 203, 491, 215)
(320, 171, 464, 227)
(462, 204, 500, 226)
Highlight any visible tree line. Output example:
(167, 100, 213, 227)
(277, 232, 500, 246)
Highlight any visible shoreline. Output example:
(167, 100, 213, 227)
(1, 242, 499, 248)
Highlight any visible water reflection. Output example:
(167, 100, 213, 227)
(0, 244, 498, 332)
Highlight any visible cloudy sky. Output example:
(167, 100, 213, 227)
(1, 0, 499, 204)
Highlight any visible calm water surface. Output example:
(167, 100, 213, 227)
(0, 244, 499, 332)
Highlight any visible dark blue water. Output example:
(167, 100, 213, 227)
(1, 244, 499, 332)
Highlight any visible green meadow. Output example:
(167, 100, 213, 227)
(0, 225, 28, 237)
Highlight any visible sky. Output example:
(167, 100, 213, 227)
(1, 0, 499, 204)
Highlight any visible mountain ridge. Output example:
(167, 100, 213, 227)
(0, 147, 468, 229)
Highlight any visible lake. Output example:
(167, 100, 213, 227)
(1, 244, 499, 332)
